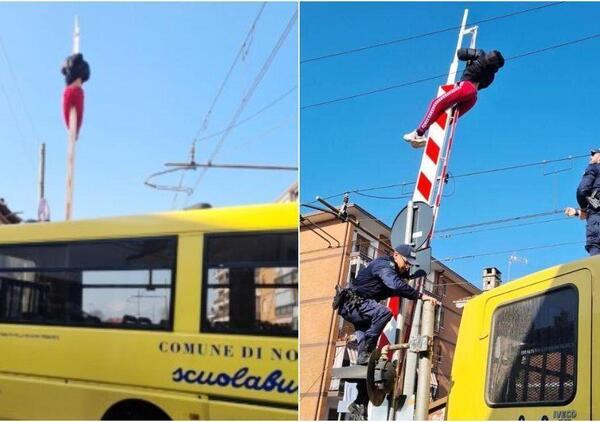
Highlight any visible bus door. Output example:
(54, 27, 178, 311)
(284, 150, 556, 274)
(482, 269, 591, 420)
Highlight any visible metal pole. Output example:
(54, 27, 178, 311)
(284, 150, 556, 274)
(65, 16, 79, 221)
(446, 9, 468, 85)
(73, 16, 80, 54)
(39, 143, 45, 201)
(414, 300, 435, 420)
(403, 201, 415, 245)
(398, 299, 422, 418)
(164, 162, 298, 171)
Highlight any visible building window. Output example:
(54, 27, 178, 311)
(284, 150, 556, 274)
(432, 344, 443, 374)
(486, 286, 577, 406)
(202, 231, 298, 337)
(434, 306, 445, 333)
(354, 234, 371, 260)
(433, 273, 447, 297)
(0, 237, 176, 330)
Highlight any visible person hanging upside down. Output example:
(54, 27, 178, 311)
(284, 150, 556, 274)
(403, 48, 505, 148)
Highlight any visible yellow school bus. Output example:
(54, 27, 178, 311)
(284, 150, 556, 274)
(0, 203, 298, 420)
(447, 255, 596, 420)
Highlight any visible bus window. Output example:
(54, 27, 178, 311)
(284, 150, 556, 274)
(202, 232, 298, 337)
(0, 237, 176, 330)
(486, 286, 578, 407)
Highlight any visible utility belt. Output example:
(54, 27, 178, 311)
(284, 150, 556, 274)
(588, 189, 600, 212)
(332, 286, 365, 312)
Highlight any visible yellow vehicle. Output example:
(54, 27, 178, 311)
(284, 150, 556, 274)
(0, 203, 298, 420)
(447, 256, 595, 420)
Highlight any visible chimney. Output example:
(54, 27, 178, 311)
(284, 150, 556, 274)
(482, 267, 502, 291)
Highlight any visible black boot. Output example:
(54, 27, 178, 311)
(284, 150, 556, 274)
(357, 351, 369, 366)
(357, 339, 377, 365)
(347, 402, 367, 421)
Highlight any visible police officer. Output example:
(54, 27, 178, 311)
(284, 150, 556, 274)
(333, 244, 436, 420)
(565, 148, 600, 255)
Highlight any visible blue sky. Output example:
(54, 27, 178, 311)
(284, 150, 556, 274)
(300, 2, 600, 287)
(0, 2, 297, 221)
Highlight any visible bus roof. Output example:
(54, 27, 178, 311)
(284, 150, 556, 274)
(467, 253, 598, 307)
(0, 202, 297, 243)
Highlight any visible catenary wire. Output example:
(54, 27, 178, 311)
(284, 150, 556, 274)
(301, 32, 600, 110)
(0, 78, 35, 168)
(185, 10, 298, 204)
(195, 86, 296, 143)
(301, 2, 564, 64)
(302, 153, 588, 206)
(434, 216, 567, 239)
(437, 240, 584, 262)
(436, 209, 565, 234)
(0, 35, 37, 140)
(172, 3, 267, 207)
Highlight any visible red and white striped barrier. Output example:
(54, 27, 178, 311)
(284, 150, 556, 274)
(413, 84, 455, 205)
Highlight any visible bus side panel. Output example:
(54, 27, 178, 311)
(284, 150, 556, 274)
(174, 234, 203, 333)
(0, 372, 210, 420)
(0, 231, 298, 416)
(208, 400, 296, 420)
(447, 293, 487, 419)
(0, 372, 296, 420)
(448, 268, 591, 420)
(593, 263, 600, 420)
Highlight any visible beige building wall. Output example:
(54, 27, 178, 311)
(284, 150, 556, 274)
(300, 218, 352, 420)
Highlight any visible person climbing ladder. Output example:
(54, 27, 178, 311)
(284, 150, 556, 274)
(403, 48, 505, 148)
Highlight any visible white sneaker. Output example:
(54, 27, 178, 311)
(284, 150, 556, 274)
(403, 130, 427, 148)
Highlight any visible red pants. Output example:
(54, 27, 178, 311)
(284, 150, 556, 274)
(416, 81, 477, 136)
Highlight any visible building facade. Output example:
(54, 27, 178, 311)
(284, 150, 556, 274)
(300, 203, 480, 420)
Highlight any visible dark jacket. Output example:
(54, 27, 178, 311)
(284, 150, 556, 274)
(457, 48, 504, 90)
(351, 256, 420, 302)
(577, 163, 600, 211)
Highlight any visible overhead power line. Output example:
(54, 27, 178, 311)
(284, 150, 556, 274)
(302, 152, 588, 205)
(301, 2, 564, 64)
(0, 35, 37, 140)
(0, 78, 35, 168)
(302, 32, 600, 110)
(185, 10, 299, 204)
(194, 3, 266, 140)
(436, 209, 565, 234)
(173, 3, 267, 207)
(434, 216, 566, 239)
(438, 240, 583, 262)
(195, 86, 297, 143)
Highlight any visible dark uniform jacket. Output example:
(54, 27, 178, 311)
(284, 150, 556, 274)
(577, 163, 600, 212)
(351, 256, 420, 302)
(457, 48, 504, 90)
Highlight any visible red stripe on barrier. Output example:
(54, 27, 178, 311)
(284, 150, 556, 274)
(388, 296, 400, 316)
(425, 139, 440, 164)
(417, 172, 432, 200)
(437, 111, 448, 130)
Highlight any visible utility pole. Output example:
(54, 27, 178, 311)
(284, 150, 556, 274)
(39, 143, 45, 200)
(37, 143, 50, 221)
(65, 16, 79, 221)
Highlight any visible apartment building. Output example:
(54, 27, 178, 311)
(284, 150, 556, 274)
(300, 203, 480, 420)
